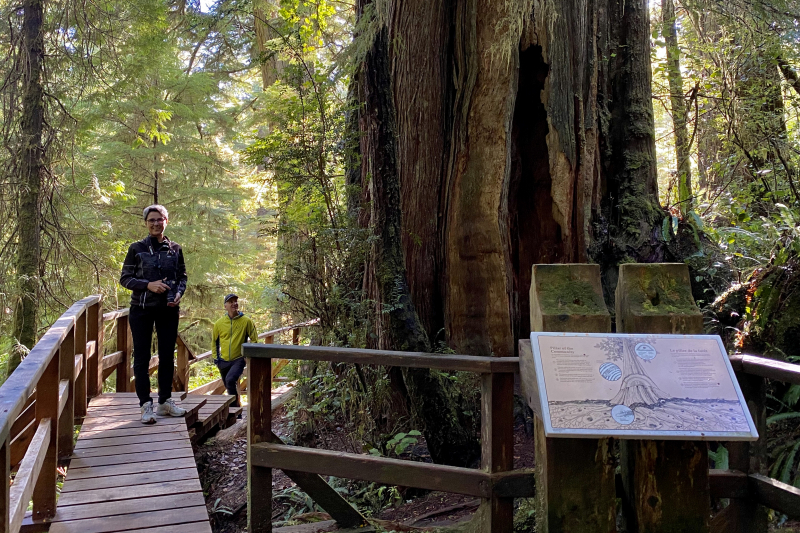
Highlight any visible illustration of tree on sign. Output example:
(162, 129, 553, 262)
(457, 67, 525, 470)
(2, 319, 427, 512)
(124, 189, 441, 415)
(595, 338, 669, 407)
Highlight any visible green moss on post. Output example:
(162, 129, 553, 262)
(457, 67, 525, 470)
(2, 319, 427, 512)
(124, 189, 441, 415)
(615, 263, 703, 334)
(530, 264, 611, 333)
(527, 264, 615, 533)
(616, 263, 710, 533)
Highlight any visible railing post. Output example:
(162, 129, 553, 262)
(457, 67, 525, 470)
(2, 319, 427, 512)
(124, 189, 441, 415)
(247, 354, 272, 533)
(116, 315, 131, 393)
(87, 300, 102, 397)
(74, 310, 88, 418)
(32, 352, 59, 519)
(722, 373, 769, 533)
(176, 336, 189, 392)
(0, 438, 9, 533)
(616, 263, 710, 533)
(525, 264, 615, 533)
(476, 372, 514, 531)
(57, 325, 75, 460)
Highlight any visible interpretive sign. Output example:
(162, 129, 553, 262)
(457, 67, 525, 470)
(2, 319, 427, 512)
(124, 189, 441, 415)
(528, 332, 758, 440)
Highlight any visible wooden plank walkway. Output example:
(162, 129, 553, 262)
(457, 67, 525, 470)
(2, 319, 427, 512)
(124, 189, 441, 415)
(20, 383, 297, 532)
(47, 394, 212, 533)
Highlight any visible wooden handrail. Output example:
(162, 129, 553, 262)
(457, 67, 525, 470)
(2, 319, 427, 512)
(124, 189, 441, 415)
(242, 344, 520, 373)
(729, 353, 800, 385)
(9, 418, 50, 533)
(244, 344, 519, 532)
(0, 295, 99, 443)
(257, 318, 320, 341)
(0, 294, 102, 529)
(101, 308, 129, 322)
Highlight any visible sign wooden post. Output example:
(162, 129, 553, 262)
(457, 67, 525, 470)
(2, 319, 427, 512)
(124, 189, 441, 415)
(616, 263, 710, 533)
(523, 264, 615, 533)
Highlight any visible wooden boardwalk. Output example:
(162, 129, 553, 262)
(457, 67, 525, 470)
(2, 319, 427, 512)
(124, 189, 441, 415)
(46, 394, 213, 533)
(19, 383, 293, 533)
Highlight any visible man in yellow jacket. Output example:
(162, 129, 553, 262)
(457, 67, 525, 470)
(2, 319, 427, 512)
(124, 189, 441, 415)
(212, 294, 258, 407)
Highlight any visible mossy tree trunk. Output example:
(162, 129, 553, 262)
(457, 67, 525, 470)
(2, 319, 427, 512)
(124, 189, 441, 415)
(357, 10, 481, 466)
(662, 0, 693, 216)
(352, 0, 662, 465)
(11, 0, 45, 373)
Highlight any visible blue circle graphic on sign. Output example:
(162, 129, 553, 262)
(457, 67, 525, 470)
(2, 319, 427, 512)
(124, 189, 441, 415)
(599, 362, 622, 381)
(635, 342, 657, 360)
(611, 404, 635, 425)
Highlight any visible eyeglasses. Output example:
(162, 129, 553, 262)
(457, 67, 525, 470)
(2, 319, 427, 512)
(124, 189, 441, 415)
(147, 218, 165, 224)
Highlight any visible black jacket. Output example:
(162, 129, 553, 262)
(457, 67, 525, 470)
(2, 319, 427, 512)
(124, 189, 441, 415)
(120, 236, 187, 308)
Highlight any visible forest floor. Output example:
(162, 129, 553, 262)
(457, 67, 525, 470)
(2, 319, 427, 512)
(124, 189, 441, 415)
(195, 404, 798, 533)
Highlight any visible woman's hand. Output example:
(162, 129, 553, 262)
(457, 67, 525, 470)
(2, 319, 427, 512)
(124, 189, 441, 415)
(147, 280, 170, 293)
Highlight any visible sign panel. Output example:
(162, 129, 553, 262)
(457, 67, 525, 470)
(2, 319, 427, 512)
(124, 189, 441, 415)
(529, 332, 758, 440)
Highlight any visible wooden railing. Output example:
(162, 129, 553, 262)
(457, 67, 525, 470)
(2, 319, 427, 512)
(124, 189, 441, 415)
(243, 344, 528, 532)
(242, 343, 800, 533)
(98, 311, 318, 395)
(709, 353, 800, 532)
(184, 318, 319, 395)
(0, 296, 316, 533)
(0, 295, 102, 533)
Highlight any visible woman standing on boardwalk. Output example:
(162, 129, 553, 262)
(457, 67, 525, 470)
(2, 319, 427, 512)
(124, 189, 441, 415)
(120, 204, 188, 424)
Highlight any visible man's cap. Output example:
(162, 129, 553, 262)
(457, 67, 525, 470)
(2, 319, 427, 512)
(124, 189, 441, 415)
(224, 294, 238, 303)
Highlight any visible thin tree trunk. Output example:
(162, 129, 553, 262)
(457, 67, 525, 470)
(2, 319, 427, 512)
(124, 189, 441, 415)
(662, 0, 693, 215)
(254, 0, 289, 329)
(11, 0, 45, 372)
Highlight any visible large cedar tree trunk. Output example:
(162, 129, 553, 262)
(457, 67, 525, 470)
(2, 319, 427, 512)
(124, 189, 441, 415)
(353, 0, 662, 464)
(12, 0, 45, 370)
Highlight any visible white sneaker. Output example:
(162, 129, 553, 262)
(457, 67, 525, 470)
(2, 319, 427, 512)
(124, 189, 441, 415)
(141, 401, 157, 424)
(156, 398, 186, 417)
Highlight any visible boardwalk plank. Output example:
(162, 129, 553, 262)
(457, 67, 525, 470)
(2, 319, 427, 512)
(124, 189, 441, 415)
(72, 439, 190, 458)
(68, 447, 195, 468)
(58, 479, 202, 507)
(53, 493, 205, 521)
(80, 417, 187, 430)
(60, 468, 199, 493)
(74, 432, 187, 449)
(77, 424, 188, 440)
(113, 522, 213, 533)
(67, 456, 198, 480)
(48, 506, 210, 533)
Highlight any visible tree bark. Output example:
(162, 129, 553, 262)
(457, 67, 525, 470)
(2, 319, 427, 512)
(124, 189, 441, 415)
(11, 0, 45, 371)
(359, 16, 480, 466)
(662, 0, 693, 215)
(353, 0, 662, 464)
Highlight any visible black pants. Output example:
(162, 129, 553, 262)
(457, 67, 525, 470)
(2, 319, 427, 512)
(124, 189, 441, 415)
(129, 305, 179, 406)
(216, 357, 245, 407)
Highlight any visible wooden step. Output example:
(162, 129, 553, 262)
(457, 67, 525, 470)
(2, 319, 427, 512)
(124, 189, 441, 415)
(226, 405, 243, 426)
